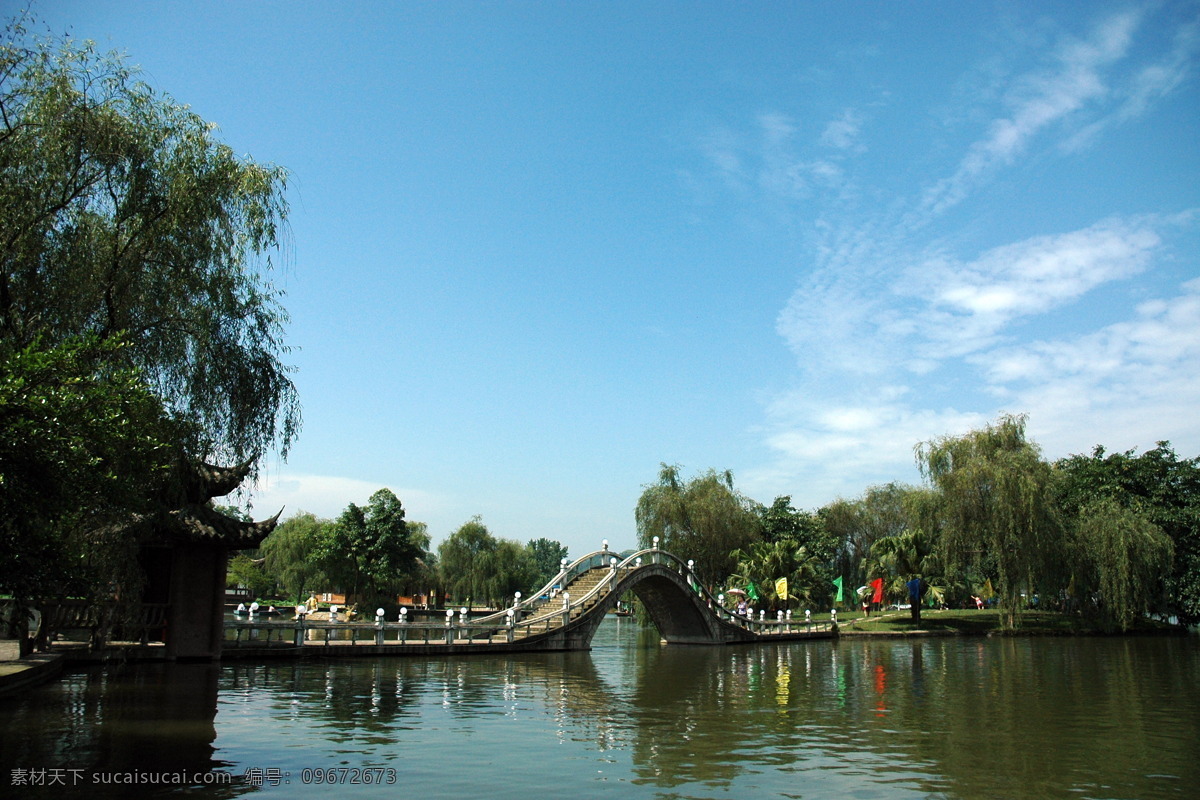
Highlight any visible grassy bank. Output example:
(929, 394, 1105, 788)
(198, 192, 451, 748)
(838, 608, 1185, 636)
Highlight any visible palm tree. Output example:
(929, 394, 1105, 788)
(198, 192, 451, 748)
(868, 528, 940, 623)
(729, 540, 826, 612)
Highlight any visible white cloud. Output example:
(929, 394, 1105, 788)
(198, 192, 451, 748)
(246, 472, 448, 523)
(922, 10, 1142, 215)
(820, 109, 863, 150)
(745, 390, 987, 506)
(976, 277, 1200, 390)
(709, 5, 1200, 505)
(1065, 16, 1199, 150)
(908, 218, 1162, 357)
(778, 215, 1170, 377)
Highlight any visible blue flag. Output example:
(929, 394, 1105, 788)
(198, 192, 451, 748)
(907, 578, 922, 602)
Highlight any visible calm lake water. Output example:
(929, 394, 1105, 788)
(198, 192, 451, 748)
(2, 618, 1198, 799)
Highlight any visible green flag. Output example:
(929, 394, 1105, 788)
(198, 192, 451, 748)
(832, 576, 844, 603)
(746, 582, 760, 602)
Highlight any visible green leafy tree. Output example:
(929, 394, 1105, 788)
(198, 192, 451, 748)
(0, 335, 179, 646)
(485, 539, 538, 608)
(1071, 499, 1173, 632)
(1056, 443, 1200, 624)
(758, 496, 837, 562)
(1, 20, 299, 465)
(226, 553, 275, 600)
(0, 19, 300, 640)
(820, 482, 913, 593)
(437, 518, 536, 608)
(260, 511, 331, 604)
(635, 464, 760, 588)
(728, 539, 825, 611)
(400, 520, 439, 601)
(526, 537, 568, 590)
(867, 527, 940, 623)
(916, 414, 1061, 629)
(438, 517, 497, 608)
(315, 489, 424, 606)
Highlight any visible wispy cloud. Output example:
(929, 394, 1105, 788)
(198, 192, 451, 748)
(745, 388, 987, 503)
(694, 110, 862, 208)
(921, 10, 1142, 216)
(247, 472, 448, 522)
(906, 218, 1164, 359)
(977, 277, 1200, 454)
(746, 6, 1200, 506)
(819, 109, 864, 150)
(1065, 15, 1200, 150)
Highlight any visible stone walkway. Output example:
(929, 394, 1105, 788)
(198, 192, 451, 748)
(0, 639, 64, 696)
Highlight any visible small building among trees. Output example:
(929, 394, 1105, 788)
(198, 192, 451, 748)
(136, 460, 279, 660)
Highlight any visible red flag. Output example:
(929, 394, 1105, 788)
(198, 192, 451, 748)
(871, 578, 884, 604)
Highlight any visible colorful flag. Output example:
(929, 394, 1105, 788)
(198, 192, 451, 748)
(832, 576, 844, 603)
(775, 577, 788, 599)
(983, 578, 995, 599)
(907, 577, 922, 601)
(746, 582, 760, 602)
(871, 578, 884, 604)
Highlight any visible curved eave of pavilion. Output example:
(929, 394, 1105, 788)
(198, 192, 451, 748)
(190, 458, 256, 502)
(167, 504, 283, 549)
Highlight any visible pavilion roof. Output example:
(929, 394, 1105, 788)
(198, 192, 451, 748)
(163, 503, 282, 549)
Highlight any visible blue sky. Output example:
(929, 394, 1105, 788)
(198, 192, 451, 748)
(18, 1, 1200, 558)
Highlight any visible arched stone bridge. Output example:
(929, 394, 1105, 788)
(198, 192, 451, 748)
(226, 547, 837, 657)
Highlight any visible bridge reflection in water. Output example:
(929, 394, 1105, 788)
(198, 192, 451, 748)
(224, 547, 836, 657)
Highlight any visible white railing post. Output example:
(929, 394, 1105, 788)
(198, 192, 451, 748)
(562, 591, 571, 627)
(506, 608, 515, 643)
(294, 606, 307, 646)
(375, 608, 386, 644)
(399, 607, 408, 643)
(445, 609, 454, 644)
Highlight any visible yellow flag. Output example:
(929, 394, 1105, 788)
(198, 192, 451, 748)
(983, 579, 995, 599)
(775, 577, 788, 599)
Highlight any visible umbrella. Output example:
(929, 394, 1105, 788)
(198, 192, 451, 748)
(724, 588, 747, 596)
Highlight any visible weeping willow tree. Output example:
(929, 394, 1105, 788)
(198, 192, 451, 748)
(1, 20, 300, 466)
(820, 482, 912, 595)
(916, 414, 1061, 629)
(1072, 499, 1173, 632)
(635, 464, 760, 588)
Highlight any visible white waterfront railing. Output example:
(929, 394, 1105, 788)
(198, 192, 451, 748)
(224, 545, 835, 648)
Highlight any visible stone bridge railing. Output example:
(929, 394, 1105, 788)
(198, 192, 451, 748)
(225, 544, 837, 651)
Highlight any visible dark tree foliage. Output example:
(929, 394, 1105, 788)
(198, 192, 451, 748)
(819, 482, 913, 593)
(260, 511, 332, 604)
(0, 335, 179, 638)
(1056, 443, 1200, 624)
(916, 414, 1061, 629)
(1, 19, 299, 466)
(635, 464, 760, 587)
(526, 537, 568, 590)
(758, 495, 838, 565)
(315, 489, 425, 606)
(438, 517, 536, 608)
(0, 17, 300, 644)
